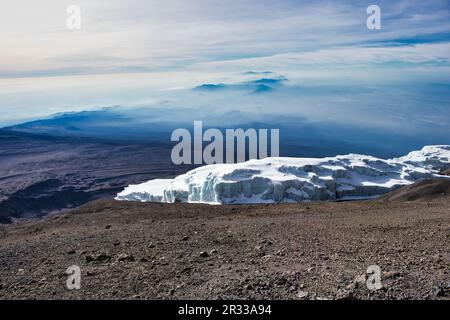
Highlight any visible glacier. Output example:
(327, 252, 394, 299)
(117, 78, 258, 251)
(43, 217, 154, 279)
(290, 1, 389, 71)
(116, 145, 450, 204)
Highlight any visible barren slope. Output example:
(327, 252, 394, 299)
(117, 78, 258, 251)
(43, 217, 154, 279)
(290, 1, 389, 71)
(0, 182, 448, 300)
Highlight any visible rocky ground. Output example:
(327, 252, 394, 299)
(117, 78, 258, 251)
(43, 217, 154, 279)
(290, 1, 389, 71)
(0, 129, 193, 223)
(0, 180, 449, 300)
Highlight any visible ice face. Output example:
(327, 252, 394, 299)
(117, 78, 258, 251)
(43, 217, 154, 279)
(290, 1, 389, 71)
(115, 145, 450, 204)
(395, 145, 450, 171)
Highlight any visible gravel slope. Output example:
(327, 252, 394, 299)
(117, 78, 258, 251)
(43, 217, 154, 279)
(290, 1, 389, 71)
(0, 183, 449, 300)
(379, 179, 450, 202)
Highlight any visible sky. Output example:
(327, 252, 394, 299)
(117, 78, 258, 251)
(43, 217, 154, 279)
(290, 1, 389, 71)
(0, 0, 449, 137)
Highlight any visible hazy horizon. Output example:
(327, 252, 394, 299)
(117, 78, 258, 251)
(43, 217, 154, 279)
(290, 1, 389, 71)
(1, 0, 449, 147)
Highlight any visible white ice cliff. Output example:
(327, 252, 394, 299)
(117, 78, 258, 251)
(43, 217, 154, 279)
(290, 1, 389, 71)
(116, 145, 450, 204)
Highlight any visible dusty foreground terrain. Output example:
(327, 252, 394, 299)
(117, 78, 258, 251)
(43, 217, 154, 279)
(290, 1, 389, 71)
(0, 182, 449, 300)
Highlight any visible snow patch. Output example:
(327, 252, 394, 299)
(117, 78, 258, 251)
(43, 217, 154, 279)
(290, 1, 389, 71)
(116, 145, 450, 204)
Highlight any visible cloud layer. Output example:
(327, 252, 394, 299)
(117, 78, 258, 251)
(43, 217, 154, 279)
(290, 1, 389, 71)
(0, 0, 449, 132)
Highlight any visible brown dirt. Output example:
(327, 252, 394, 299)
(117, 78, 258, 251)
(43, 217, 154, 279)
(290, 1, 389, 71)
(0, 182, 449, 300)
(379, 179, 450, 202)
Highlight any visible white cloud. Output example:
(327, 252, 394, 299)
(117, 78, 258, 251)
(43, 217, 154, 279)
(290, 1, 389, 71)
(198, 42, 450, 71)
(0, 0, 449, 125)
(1, 0, 449, 77)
